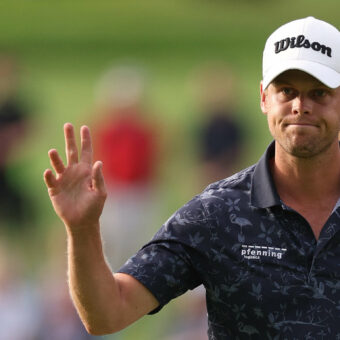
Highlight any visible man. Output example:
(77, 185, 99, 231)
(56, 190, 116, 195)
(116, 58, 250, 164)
(44, 17, 340, 339)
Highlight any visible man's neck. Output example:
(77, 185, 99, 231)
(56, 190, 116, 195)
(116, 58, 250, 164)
(272, 141, 340, 204)
(271, 142, 340, 239)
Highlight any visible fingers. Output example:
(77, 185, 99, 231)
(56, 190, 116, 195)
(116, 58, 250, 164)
(48, 149, 65, 174)
(65, 123, 93, 166)
(64, 123, 79, 165)
(92, 161, 106, 196)
(80, 125, 93, 165)
(43, 168, 57, 188)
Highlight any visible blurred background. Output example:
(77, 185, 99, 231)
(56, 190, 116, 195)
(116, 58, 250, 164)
(0, 1, 338, 339)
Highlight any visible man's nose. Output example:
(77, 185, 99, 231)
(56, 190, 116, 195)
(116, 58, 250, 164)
(292, 95, 312, 115)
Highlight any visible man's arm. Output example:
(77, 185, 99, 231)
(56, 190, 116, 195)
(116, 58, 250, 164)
(43, 123, 159, 335)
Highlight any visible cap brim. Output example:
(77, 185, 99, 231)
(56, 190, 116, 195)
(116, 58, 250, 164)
(262, 59, 340, 89)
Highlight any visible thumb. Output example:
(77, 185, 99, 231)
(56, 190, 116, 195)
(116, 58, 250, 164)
(92, 161, 107, 196)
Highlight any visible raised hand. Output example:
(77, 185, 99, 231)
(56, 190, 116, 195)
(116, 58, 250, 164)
(44, 123, 107, 232)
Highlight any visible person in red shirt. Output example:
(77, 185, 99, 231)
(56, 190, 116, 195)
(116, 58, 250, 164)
(91, 66, 160, 270)
(94, 107, 156, 187)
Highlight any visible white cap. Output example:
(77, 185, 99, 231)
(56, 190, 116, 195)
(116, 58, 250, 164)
(262, 17, 340, 89)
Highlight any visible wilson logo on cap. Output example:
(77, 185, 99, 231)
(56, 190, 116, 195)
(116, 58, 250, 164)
(274, 35, 332, 57)
(262, 17, 340, 89)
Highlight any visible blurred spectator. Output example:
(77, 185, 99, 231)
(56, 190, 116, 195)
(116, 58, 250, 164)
(0, 54, 34, 230)
(192, 62, 244, 186)
(92, 65, 161, 270)
(0, 237, 41, 340)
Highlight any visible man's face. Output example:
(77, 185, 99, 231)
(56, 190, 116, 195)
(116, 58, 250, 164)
(260, 69, 340, 159)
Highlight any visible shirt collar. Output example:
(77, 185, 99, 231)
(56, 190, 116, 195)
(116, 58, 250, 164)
(250, 141, 281, 208)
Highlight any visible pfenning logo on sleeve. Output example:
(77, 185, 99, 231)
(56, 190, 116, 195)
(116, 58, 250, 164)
(241, 244, 287, 260)
(274, 35, 332, 57)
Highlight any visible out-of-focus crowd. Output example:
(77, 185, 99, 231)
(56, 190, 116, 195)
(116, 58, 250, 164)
(0, 56, 247, 339)
(0, 55, 95, 340)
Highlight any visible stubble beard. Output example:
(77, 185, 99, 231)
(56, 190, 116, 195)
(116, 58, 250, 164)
(278, 132, 335, 159)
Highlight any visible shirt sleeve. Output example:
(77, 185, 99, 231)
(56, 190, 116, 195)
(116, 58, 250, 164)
(117, 195, 212, 313)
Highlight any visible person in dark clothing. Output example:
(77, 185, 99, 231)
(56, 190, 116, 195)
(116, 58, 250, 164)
(0, 56, 32, 229)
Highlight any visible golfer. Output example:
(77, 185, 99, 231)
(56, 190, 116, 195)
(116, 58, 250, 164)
(44, 17, 340, 339)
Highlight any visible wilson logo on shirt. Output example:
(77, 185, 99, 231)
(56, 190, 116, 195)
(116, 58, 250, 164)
(241, 244, 287, 260)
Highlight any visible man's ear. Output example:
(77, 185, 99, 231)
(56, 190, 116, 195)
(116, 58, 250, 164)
(260, 81, 268, 115)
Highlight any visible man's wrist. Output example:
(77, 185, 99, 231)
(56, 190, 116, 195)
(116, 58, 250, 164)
(65, 221, 101, 240)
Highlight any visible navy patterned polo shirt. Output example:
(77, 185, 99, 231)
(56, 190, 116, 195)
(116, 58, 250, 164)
(118, 142, 340, 339)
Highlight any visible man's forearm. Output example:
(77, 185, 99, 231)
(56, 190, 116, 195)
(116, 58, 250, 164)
(66, 223, 120, 335)
(45, 124, 158, 336)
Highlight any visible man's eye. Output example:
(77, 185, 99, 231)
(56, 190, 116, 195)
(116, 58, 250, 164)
(313, 89, 326, 97)
(281, 88, 293, 95)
